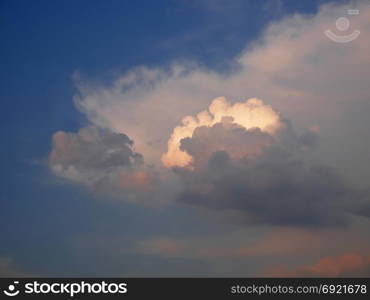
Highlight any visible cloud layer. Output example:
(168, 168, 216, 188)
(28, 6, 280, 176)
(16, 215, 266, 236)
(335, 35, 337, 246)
(266, 253, 370, 277)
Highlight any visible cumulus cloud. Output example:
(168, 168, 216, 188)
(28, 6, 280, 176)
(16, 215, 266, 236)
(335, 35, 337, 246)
(162, 97, 282, 168)
(73, 1, 370, 181)
(50, 126, 143, 183)
(174, 99, 349, 226)
(49, 126, 179, 204)
(180, 119, 274, 170)
(49, 1, 370, 224)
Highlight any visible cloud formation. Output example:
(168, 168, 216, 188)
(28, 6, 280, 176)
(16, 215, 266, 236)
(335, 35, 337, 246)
(49, 1, 370, 224)
(266, 253, 370, 277)
(49, 126, 183, 204)
(49, 126, 154, 201)
(174, 100, 349, 226)
(50, 126, 142, 180)
(73, 1, 370, 181)
(162, 97, 282, 168)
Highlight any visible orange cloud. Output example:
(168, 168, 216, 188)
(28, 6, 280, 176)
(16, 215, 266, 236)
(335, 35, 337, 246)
(265, 253, 370, 277)
(118, 170, 153, 192)
(196, 228, 362, 259)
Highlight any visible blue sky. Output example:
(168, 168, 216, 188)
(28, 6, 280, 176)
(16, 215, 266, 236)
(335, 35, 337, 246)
(2, 0, 370, 277)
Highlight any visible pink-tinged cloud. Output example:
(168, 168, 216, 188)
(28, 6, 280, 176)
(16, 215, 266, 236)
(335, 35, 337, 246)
(162, 97, 282, 168)
(233, 228, 346, 257)
(49, 126, 182, 205)
(73, 2, 370, 181)
(118, 170, 154, 192)
(49, 1, 370, 227)
(265, 253, 370, 277)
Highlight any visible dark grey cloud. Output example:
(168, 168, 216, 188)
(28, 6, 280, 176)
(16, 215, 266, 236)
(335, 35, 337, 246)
(176, 120, 353, 226)
(49, 126, 182, 204)
(49, 126, 143, 184)
(349, 190, 370, 220)
(48, 126, 148, 198)
(180, 117, 275, 170)
(299, 129, 319, 148)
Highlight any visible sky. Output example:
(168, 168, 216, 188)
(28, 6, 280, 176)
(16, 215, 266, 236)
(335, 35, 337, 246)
(1, 0, 370, 277)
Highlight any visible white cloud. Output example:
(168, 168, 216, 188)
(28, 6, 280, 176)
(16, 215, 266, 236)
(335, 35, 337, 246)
(73, 1, 370, 182)
(162, 97, 282, 168)
(50, 1, 370, 213)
